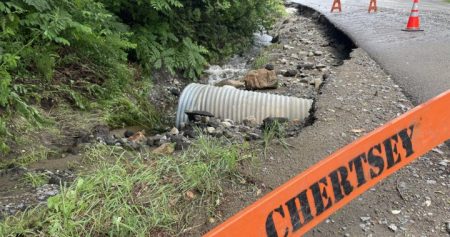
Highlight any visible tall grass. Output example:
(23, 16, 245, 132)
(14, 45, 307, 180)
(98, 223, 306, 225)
(0, 134, 252, 236)
(262, 120, 288, 158)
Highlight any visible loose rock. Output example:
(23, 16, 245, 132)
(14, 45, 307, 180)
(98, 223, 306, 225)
(244, 69, 278, 90)
(169, 127, 179, 136)
(153, 143, 175, 155)
(314, 78, 323, 90)
(283, 69, 298, 77)
(314, 50, 323, 56)
(297, 62, 315, 70)
(243, 116, 258, 127)
(206, 127, 216, 134)
(265, 64, 275, 71)
(185, 111, 214, 122)
(124, 130, 134, 138)
(388, 224, 398, 232)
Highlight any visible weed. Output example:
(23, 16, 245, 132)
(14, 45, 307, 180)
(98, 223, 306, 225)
(252, 52, 269, 69)
(0, 118, 10, 154)
(251, 42, 285, 70)
(21, 172, 49, 188)
(262, 120, 288, 157)
(104, 80, 163, 131)
(15, 146, 54, 167)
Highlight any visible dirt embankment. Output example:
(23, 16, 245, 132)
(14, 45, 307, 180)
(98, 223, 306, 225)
(204, 5, 450, 236)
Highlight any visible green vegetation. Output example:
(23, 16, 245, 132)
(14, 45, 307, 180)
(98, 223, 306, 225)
(104, 81, 163, 130)
(21, 172, 50, 188)
(15, 146, 54, 166)
(0, 118, 10, 154)
(0, 1, 284, 234)
(252, 52, 269, 69)
(262, 120, 288, 157)
(252, 43, 283, 69)
(0, 0, 284, 155)
(0, 0, 135, 153)
(0, 134, 253, 236)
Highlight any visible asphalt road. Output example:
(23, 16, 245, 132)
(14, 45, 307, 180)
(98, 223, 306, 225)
(290, 0, 450, 104)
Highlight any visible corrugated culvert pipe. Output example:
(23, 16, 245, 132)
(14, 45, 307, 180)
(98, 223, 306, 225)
(175, 83, 314, 128)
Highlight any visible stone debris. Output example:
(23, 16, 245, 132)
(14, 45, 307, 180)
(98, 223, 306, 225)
(391, 209, 401, 215)
(153, 143, 175, 155)
(169, 127, 179, 136)
(127, 131, 145, 143)
(283, 69, 298, 77)
(388, 224, 398, 232)
(314, 50, 323, 56)
(244, 69, 278, 90)
(265, 64, 275, 71)
(185, 111, 215, 122)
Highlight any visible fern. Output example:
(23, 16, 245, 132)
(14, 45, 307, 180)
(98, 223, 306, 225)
(176, 38, 208, 78)
(9, 92, 45, 125)
(0, 118, 11, 154)
(0, 0, 135, 148)
(0, 69, 12, 106)
(21, 0, 52, 11)
(0, 0, 285, 155)
(148, 0, 183, 11)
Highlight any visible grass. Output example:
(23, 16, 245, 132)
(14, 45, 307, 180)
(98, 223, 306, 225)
(251, 42, 283, 70)
(262, 120, 288, 158)
(252, 52, 269, 69)
(104, 80, 164, 131)
(0, 133, 253, 236)
(16, 146, 55, 167)
(0, 118, 10, 154)
(21, 172, 49, 188)
(0, 77, 163, 169)
(0, 145, 55, 169)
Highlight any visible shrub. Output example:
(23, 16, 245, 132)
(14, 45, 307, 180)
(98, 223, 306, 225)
(101, 0, 285, 76)
(0, 0, 285, 153)
(0, 0, 134, 153)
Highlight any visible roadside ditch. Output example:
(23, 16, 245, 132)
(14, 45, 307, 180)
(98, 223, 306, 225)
(1, 3, 449, 236)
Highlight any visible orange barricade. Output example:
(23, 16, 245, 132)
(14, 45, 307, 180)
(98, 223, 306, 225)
(205, 90, 450, 237)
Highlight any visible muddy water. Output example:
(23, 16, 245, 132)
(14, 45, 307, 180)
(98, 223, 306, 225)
(203, 7, 310, 85)
(205, 32, 273, 85)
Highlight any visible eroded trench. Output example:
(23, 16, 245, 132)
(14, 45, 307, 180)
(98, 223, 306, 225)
(0, 3, 360, 221)
(178, 3, 357, 133)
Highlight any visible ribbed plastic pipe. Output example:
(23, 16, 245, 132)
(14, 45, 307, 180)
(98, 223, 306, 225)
(175, 83, 313, 128)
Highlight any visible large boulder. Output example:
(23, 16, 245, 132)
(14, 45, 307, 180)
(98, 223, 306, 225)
(244, 69, 278, 90)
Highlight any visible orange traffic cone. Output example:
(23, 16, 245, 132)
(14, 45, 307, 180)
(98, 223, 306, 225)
(403, 0, 423, 31)
(331, 0, 341, 13)
(368, 0, 377, 13)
